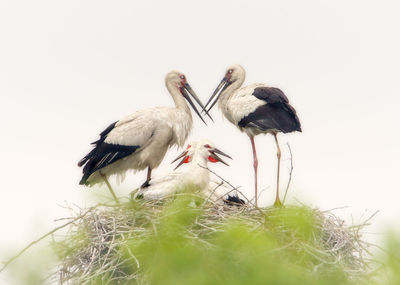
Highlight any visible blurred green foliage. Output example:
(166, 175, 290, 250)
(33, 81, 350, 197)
(123, 197, 350, 285)
(7, 194, 400, 284)
(6, 247, 55, 285)
(54, 195, 355, 284)
(373, 231, 400, 284)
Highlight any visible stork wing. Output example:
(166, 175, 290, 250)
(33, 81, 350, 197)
(78, 121, 120, 168)
(79, 109, 173, 185)
(252, 87, 289, 104)
(238, 87, 301, 133)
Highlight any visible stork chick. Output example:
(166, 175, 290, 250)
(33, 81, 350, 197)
(204, 64, 301, 207)
(78, 71, 210, 204)
(132, 140, 231, 200)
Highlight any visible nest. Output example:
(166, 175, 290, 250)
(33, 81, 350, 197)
(53, 196, 371, 285)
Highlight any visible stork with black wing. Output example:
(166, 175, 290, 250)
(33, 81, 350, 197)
(204, 64, 301, 206)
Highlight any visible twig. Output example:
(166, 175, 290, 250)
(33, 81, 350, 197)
(257, 186, 271, 201)
(213, 186, 243, 203)
(282, 143, 293, 204)
(0, 207, 95, 273)
(203, 181, 224, 206)
(363, 210, 379, 225)
(197, 165, 264, 215)
(322, 206, 350, 213)
(198, 165, 250, 203)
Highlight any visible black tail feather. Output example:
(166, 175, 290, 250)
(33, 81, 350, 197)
(78, 120, 141, 185)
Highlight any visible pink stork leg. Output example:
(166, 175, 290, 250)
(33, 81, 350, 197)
(273, 133, 282, 207)
(250, 136, 258, 207)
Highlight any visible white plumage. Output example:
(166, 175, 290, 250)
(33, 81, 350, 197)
(78, 71, 208, 203)
(86, 107, 189, 183)
(220, 84, 266, 133)
(205, 64, 301, 206)
(132, 140, 232, 201)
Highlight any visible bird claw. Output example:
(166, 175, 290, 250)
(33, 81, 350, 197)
(135, 193, 144, 200)
(141, 180, 151, 188)
(273, 199, 283, 207)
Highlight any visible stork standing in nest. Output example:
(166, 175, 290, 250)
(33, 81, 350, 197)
(78, 71, 209, 204)
(204, 64, 301, 206)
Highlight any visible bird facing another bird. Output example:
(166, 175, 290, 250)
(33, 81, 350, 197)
(204, 64, 301, 207)
(78, 65, 301, 207)
(78, 71, 208, 204)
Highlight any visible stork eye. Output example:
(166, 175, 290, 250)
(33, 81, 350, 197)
(180, 75, 185, 79)
(186, 144, 191, 149)
(204, 144, 211, 148)
(228, 69, 233, 74)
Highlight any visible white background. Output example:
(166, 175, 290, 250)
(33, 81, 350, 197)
(1, 0, 400, 283)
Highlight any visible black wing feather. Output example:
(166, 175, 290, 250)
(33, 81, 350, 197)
(252, 87, 289, 103)
(238, 87, 301, 133)
(91, 121, 119, 145)
(79, 143, 139, 185)
(78, 121, 118, 167)
(78, 121, 139, 185)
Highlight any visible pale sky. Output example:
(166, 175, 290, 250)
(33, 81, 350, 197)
(1, 0, 400, 283)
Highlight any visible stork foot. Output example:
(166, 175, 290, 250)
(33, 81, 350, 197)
(273, 198, 283, 207)
(141, 180, 151, 188)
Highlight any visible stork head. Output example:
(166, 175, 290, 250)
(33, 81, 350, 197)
(165, 70, 188, 88)
(171, 140, 232, 170)
(165, 71, 210, 125)
(204, 64, 246, 114)
(225, 64, 246, 84)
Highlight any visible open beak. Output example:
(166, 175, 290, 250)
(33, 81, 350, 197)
(203, 76, 230, 115)
(209, 147, 232, 166)
(171, 150, 189, 170)
(181, 83, 212, 125)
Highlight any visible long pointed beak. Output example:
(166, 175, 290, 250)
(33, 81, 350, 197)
(204, 77, 229, 114)
(173, 155, 188, 170)
(209, 153, 229, 166)
(182, 87, 207, 125)
(184, 83, 213, 122)
(171, 150, 188, 164)
(211, 147, 232, 160)
(209, 147, 232, 166)
(171, 150, 189, 170)
(181, 83, 209, 125)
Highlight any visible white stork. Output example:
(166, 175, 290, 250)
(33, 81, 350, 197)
(204, 64, 301, 207)
(78, 71, 210, 204)
(131, 140, 231, 200)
